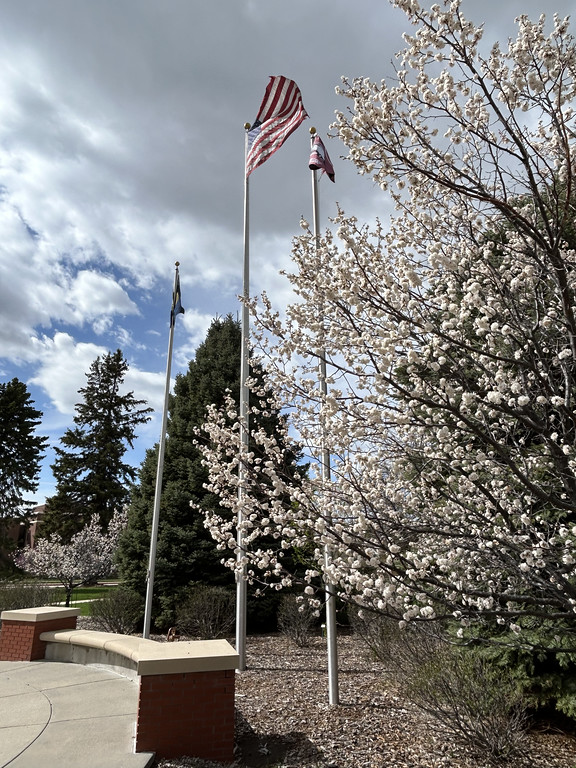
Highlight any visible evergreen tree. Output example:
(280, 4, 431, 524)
(116, 315, 299, 629)
(42, 349, 152, 540)
(0, 378, 47, 520)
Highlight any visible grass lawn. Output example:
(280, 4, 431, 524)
(65, 584, 118, 615)
(0, 580, 120, 618)
(69, 586, 115, 602)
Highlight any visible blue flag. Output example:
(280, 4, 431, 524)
(171, 271, 185, 326)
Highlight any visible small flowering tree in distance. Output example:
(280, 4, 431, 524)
(15, 509, 127, 606)
(199, 0, 576, 661)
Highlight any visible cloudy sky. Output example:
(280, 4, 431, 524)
(0, 0, 571, 504)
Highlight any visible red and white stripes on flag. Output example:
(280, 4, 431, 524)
(309, 135, 335, 182)
(246, 76, 307, 177)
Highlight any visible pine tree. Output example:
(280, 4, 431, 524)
(116, 315, 299, 629)
(0, 378, 47, 520)
(42, 350, 152, 540)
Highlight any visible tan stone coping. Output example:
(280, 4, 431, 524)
(1, 606, 81, 623)
(39, 628, 240, 676)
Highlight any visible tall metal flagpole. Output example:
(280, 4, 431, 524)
(143, 262, 181, 639)
(236, 124, 251, 671)
(236, 77, 305, 669)
(310, 127, 339, 705)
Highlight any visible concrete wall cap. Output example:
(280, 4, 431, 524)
(137, 639, 240, 675)
(0, 606, 80, 623)
(40, 629, 126, 649)
(40, 628, 239, 675)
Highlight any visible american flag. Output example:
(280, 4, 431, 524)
(309, 134, 335, 182)
(246, 76, 307, 177)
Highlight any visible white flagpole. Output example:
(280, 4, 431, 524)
(236, 124, 251, 671)
(143, 262, 181, 639)
(310, 127, 339, 705)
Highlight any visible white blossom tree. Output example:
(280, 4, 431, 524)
(15, 510, 127, 606)
(199, 2, 576, 654)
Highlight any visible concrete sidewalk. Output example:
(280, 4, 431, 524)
(0, 660, 155, 768)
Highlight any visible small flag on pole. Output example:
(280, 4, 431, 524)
(170, 269, 185, 326)
(309, 135, 335, 182)
(246, 76, 308, 177)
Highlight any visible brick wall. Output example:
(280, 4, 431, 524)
(135, 668, 236, 761)
(0, 607, 238, 762)
(0, 615, 78, 661)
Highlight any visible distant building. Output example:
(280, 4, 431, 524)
(24, 504, 46, 548)
(0, 505, 46, 569)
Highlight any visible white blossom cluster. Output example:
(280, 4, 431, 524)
(200, 2, 576, 649)
(15, 509, 127, 603)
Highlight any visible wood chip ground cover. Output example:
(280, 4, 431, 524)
(155, 633, 576, 768)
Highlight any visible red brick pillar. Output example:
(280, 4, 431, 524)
(135, 668, 236, 761)
(0, 607, 79, 661)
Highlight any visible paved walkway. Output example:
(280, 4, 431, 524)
(0, 660, 154, 768)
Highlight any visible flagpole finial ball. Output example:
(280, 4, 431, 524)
(244, 122, 251, 130)
(310, 126, 317, 135)
(175, 261, 180, 267)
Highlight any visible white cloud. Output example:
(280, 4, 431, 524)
(69, 270, 138, 324)
(0, 0, 572, 505)
(172, 308, 216, 369)
(28, 333, 108, 414)
(27, 329, 181, 413)
(124, 366, 166, 417)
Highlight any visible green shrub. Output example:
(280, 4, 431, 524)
(247, 589, 283, 633)
(0, 580, 60, 624)
(89, 587, 144, 634)
(176, 584, 235, 639)
(459, 618, 576, 722)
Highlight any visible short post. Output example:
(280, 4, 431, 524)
(135, 667, 236, 760)
(0, 607, 80, 661)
